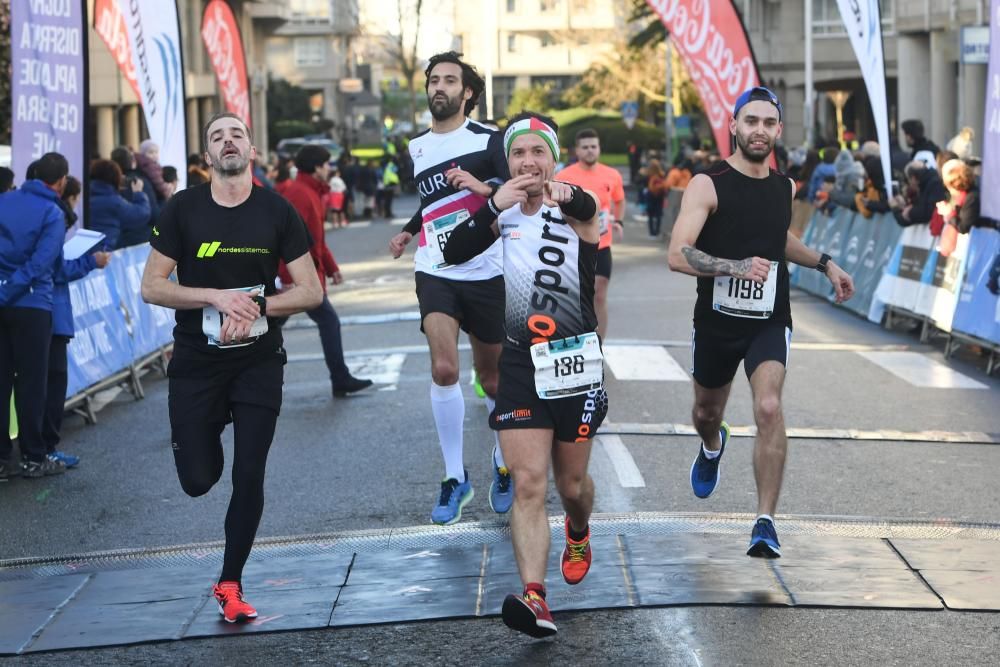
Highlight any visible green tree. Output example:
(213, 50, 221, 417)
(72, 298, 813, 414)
(1, 0, 11, 145)
(388, 0, 425, 126)
(266, 77, 312, 148)
(506, 83, 555, 117)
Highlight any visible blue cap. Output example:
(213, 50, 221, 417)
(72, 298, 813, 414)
(733, 87, 782, 121)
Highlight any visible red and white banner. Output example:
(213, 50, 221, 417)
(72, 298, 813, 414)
(645, 0, 762, 156)
(93, 0, 140, 101)
(201, 0, 251, 129)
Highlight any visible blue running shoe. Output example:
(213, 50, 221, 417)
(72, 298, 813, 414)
(747, 517, 782, 558)
(489, 448, 514, 514)
(690, 421, 729, 498)
(431, 470, 474, 525)
(51, 451, 80, 468)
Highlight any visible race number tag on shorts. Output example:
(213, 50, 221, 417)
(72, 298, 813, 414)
(203, 284, 268, 348)
(712, 262, 779, 319)
(530, 332, 603, 399)
(422, 209, 470, 270)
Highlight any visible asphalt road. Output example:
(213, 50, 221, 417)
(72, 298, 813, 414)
(2, 191, 999, 665)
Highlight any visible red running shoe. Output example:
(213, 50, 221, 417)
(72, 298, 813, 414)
(501, 590, 557, 638)
(212, 581, 258, 623)
(560, 516, 592, 585)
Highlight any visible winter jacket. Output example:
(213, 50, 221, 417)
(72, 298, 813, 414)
(278, 173, 339, 287)
(0, 180, 65, 310)
(52, 252, 98, 337)
(135, 151, 169, 201)
(893, 168, 947, 227)
(122, 168, 159, 226)
(807, 163, 837, 202)
(88, 180, 151, 249)
(854, 181, 892, 218)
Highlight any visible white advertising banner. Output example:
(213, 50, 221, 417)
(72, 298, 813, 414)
(836, 0, 892, 200)
(118, 0, 187, 190)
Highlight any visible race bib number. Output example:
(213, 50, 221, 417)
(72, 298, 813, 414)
(530, 332, 604, 399)
(422, 209, 470, 270)
(712, 262, 779, 319)
(598, 209, 610, 236)
(202, 284, 269, 348)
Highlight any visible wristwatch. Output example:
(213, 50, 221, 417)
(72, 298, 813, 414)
(252, 295, 267, 317)
(816, 253, 831, 274)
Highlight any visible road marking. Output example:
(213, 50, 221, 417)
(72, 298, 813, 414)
(599, 422, 1000, 445)
(347, 354, 405, 390)
(857, 351, 989, 389)
(604, 345, 688, 381)
(596, 435, 646, 488)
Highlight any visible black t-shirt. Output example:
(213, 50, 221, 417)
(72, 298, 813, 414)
(150, 184, 310, 365)
(693, 163, 793, 336)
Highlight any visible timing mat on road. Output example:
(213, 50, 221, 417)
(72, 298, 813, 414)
(2, 513, 999, 655)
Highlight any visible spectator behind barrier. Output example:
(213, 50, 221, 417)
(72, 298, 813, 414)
(807, 146, 839, 202)
(901, 119, 941, 161)
(0, 167, 14, 193)
(111, 146, 158, 226)
(892, 161, 947, 227)
(0, 152, 70, 479)
(187, 153, 210, 186)
(855, 156, 892, 218)
(645, 159, 668, 237)
(828, 150, 864, 211)
(88, 159, 151, 249)
(162, 165, 179, 198)
(136, 140, 170, 202)
(938, 159, 992, 235)
(665, 160, 693, 190)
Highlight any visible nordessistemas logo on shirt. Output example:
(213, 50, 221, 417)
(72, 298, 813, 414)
(196, 242, 271, 258)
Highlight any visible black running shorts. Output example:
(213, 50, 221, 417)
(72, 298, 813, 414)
(595, 247, 612, 279)
(491, 347, 609, 443)
(167, 348, 287, 427)
(415, 271, 505, 344)
(690, 324, 791, 389)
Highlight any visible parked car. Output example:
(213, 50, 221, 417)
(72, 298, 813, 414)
(275, 136, 342, 162)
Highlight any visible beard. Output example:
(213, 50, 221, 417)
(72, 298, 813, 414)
(735, 132, 773, 163)
(212, 150, 251, 177)
(428, 93, 463, 121)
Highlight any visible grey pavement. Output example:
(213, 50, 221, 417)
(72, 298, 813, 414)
(1, 191, 999, 664)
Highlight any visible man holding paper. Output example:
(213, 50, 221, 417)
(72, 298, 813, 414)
(141, 112, 323, 623)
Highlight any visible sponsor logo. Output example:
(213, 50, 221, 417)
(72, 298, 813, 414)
(495, 408, 533, 423)
(196, 241, 271, 258)
(575, 388, 601, 442)
(528, 209, 571, 344)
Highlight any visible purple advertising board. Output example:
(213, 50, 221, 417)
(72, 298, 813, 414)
(983, 0, 1000, 220)
(10, 0, 87, 223)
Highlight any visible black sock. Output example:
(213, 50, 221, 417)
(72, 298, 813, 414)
(568, 522, 589, 542)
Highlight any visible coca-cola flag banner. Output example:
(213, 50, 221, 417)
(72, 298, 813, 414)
(10, 0, 87, 221)
(645, 0, 762, 157)
(117, 0, 187, 191)
(981, 0, 1000, 220)
(93, 0, 140, 101)
(836, 0, 893, 199)
(202, 0, 251, 130)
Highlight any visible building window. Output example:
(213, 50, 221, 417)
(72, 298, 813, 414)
(540, 0, 559, 11)
(541, 32, 555, 48)
(508, 34, 516, 52)
(289, 0, 331, 20)
(295, 37, 327, 67)
(813, 0, 894, 36)
(506, 0, 516, 12)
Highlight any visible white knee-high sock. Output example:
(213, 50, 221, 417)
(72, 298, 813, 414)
(484, 395, 505, 469)
(431, 381, 465, 481)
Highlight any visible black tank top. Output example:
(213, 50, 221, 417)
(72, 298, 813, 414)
(693, 162, 793, 335)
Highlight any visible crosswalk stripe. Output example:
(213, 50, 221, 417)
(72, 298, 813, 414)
(604, 345, 688, 381)
(857, 351, 989, 389)
(596, 435, 646, 488)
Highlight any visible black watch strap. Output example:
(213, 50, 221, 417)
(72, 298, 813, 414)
(816, 253, 831, 273)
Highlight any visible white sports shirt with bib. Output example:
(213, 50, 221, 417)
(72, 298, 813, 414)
(409, 119, 509, 281)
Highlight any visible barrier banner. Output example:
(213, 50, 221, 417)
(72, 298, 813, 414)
(110, 244, 175, 358)
(796, 210, 852, 298)
(118, 0, 188, 191)
(822, 207, 856, 302)
(93, 0, 140, 101)
(951, 228, 1000, 344)
(202, 0, 251, 128)
(10, 0, 87, 223)
(981, 0, 1000, 219)
(834, 209, 878, 304)
(645, 1, 761, 157)
(914, 232, 971, 332)
(66, 269, 133, 398)
(835, 0, 893, 200)
(874, 224, 935, 315)
(849, 213, 902, 319)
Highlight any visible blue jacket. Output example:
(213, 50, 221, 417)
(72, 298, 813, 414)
(807, 163, 837, 202)
(88, 180, 151, 250)
(52, 253, 98, 337)
(0, 180, 66, 310)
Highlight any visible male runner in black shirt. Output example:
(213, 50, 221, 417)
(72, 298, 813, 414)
(667, 87, 854, 558)
(141, 112, 323, 623)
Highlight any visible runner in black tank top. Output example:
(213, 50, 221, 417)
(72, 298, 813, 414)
(667, 88, 856, 560)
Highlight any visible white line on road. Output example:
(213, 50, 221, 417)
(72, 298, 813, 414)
(598, 422, 1000, 444)
(604, 345, 688, 381)
(596, 435, 646, 488)
(857, 351, 989, 389)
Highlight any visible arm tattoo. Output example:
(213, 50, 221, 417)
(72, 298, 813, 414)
(681, 246, 750, 277)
